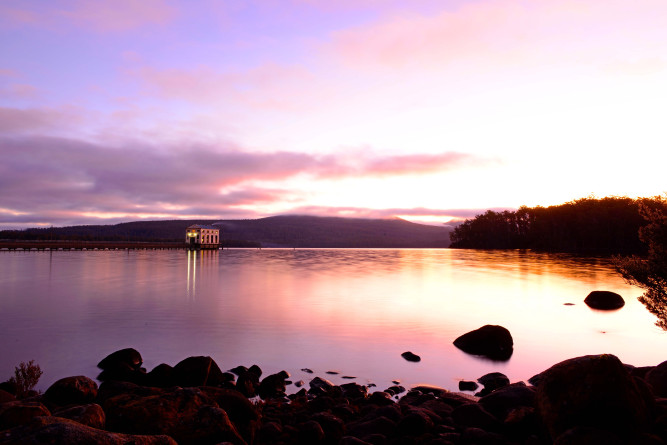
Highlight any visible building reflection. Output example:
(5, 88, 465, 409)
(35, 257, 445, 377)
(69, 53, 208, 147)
(186, 249, 220, 300)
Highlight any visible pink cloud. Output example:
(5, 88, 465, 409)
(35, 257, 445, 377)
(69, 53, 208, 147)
(1, 0, 176, 32)
(328, 0, 667, 72)
(60, 0, 177, 31)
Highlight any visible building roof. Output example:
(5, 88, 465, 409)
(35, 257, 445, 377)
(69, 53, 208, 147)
(186, 224, 220, 230)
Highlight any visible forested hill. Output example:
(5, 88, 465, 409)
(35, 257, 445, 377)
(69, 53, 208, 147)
(449, 196, 666, 254)
(0, 216, 452, 248)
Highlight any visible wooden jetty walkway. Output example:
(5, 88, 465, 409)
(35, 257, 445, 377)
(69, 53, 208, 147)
(0, 241, 207, 251)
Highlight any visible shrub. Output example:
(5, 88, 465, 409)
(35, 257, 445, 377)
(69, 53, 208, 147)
(9, 360, 43, 398)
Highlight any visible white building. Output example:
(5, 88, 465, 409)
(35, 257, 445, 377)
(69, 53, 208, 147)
(185, 224, 220, 249)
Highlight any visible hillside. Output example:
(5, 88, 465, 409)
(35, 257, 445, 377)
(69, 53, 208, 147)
(0, 215, 452, 248)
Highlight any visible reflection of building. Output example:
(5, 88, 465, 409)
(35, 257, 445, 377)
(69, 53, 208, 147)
(185, 224, 220, 249)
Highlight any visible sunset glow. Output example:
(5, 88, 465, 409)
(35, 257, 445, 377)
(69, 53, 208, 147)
(2, 0, 666, 228)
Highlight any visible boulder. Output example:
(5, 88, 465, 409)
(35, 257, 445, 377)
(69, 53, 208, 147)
(145, 363, 174, 388)
(52, 403, 105, 429)
(401, 351, 421, 362)
(257, 371, 290, 400)
(535, 354, 654, 440)
(309, 377, 335, 394)
(0, 401, 51, 430)
(103, 386, 246, 445)
(0, 389, 16, 403)
(458, 381, 479, 392)
(584, 291, 625, 310)
(451, 403, 501, 432)
(453, 325, 514, 360)
(97, 348, 143, 371)
(479, 383, 536, 421)
(44, 376, 98, 407)
(0, 416, 177, 445)
(172, 356, 226, 387)
(646, 360, 667, 397)
(476, 372, 510, 396)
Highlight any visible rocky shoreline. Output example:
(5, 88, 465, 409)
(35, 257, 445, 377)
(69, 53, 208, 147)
(1, 348, 666, 444)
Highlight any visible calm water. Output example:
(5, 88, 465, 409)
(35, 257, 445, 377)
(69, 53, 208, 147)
(1, 248, 665, 393)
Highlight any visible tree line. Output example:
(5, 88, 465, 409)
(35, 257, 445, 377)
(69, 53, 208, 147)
(449, 196, 667, 254)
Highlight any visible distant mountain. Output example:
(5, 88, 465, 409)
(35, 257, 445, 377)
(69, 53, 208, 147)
(1, 215, 452, 248)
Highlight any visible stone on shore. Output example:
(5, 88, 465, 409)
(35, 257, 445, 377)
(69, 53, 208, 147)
(0, 416, 177, 445)
(102, 386, 247, 445)
(646, 360, 667, 397)
(53, 403, 106, 429)
(401, 351, 421, 362)
(453, 325, 514, 360)
(536, 354, 654, 440)
(584, 291, 625, 310)
(44, 375, 98, 407)
(172, 356, 226, 387)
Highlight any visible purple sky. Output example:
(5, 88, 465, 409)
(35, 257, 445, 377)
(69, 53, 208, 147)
(2, 0, 666, 228)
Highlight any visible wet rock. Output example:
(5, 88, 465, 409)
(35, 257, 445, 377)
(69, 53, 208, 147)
(479, 382, 535, 421)
(312, 412, 346, 444)
(453, 325, 514, 360)
(145, 363, 174, 388)
(236, 369, 260, 398)
(401, 351, 421, 362)
(52, 403, 105, 429)
(460, 427, 506, 445)
(103, 386, 246, 445)
(646, 360, 667, 397)
(459, 380, 479, 392)
(536, 354, 654, 440)
(451, 403, 501, 432)
(341, 382, 368, 400)
(309, 377, 335, 393)
(347, 415, 396, 439)
(0, 416, 177, 445)
(301, 368, 314, 374)
(98, 348, 143, 371)
(258, 370, 290, 400)
(297, 419, 325, 443)
(384, 385, 406, 396)
(0, 401, 51, 429)
(44, 375, 98, 407)
(476, 372, 510, 396)
(172, 355, 226, 387)
(368, 391, 395, 406)
(584, 291, 625, 310)
(200, 386, 259, 443)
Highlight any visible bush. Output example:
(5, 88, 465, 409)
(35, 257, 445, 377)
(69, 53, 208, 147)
(9, 360, 43, 398)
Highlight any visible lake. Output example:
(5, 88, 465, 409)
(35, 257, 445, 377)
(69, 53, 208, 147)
(1, 248, 665, 393)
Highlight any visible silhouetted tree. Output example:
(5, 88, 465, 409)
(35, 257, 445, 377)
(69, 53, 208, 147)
(614, 195, 667, 329)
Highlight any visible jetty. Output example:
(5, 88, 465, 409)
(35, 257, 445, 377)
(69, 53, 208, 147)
(0, 241, 198, 251)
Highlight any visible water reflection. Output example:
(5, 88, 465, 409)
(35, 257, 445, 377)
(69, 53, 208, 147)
(1, 249, 665, 394)
(186, 249, 220, 300)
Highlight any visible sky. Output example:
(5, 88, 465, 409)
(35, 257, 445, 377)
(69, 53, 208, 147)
(1, 0, 666, 229)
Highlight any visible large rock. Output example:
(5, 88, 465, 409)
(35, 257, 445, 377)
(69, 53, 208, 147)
(479, 383, 536, 421)
(44, 376, 98, 407)
(0, 401, 51, 430)
(172, 356, 226, 387)
(453, 325, 514, 360)
(52, 403, 105, 429)
(535, 354, 654, 440)
(102, 386, 246, 445)
(0, 416, 177, 445)
(584, 291, 625, 310)
(97, 348, 145, 383)
(646, 360, 667, 397)
(257, 371, 290, 400)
